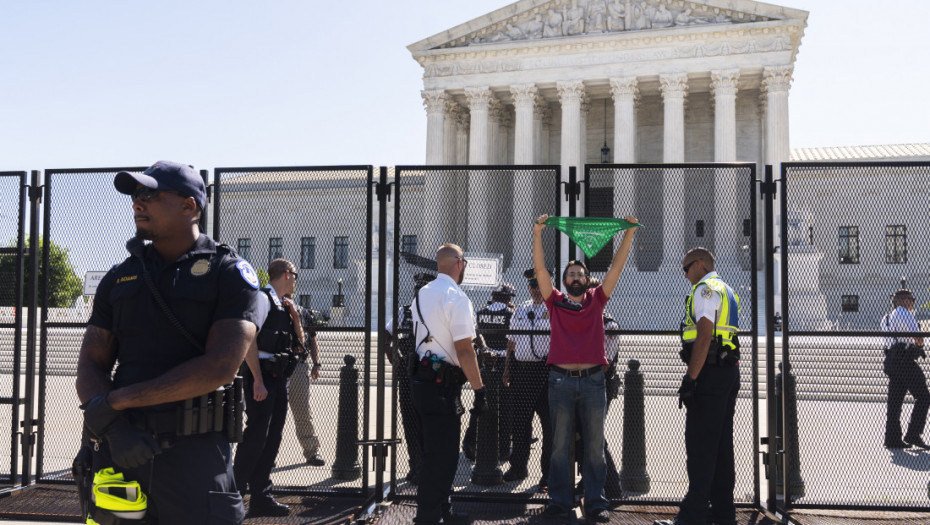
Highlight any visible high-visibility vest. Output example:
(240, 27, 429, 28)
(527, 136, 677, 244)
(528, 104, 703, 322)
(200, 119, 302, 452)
(682, 274, 740, 348)
(89, 468, 147, 524)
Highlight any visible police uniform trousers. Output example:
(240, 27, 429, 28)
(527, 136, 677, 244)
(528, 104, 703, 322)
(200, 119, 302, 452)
(395, 351, 422, 475)
(463, 355, 511, 457)
(234, 367, 290, 500)
(95, 432, 244, 524)
(884, 355, 930, 443)
(288, 361, 322, 460)
(411, 377, 464, 524)
(508, 360, 551, 481)
(678, 364, 740, 525)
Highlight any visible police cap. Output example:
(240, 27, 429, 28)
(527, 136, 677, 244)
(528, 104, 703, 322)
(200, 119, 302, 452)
(523, 267, 553, 287)
(492, 282, 516, 298)
(115, 160, 207, 210)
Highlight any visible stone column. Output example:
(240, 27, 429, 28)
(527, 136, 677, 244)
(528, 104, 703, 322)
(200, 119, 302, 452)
(455, 110, 469, 165)
(712, 69, 741, 265)
(422, 90, 448, 165)
(557, 80, 585, 265)
(512, 84, 538, 268)
(454, 110, 470, 242)
(465, 87, 494, 251)
(610, 77, 638, 163)
(535, 99, 550, 165)
(763, 65, 793, 177)
(610, 77, 639, 268)
(443, 100, 459, 165)
(660, 74, 688, 266)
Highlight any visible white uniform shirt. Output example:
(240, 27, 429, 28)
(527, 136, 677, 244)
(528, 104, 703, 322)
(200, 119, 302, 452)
(411, 273, 476, 366)
(881, 306, 920, 348)
(507, 300, 550, 362)
(605, 317, 620, 363)
(691, 271, 724, 323)
(385, 306, 406, 334)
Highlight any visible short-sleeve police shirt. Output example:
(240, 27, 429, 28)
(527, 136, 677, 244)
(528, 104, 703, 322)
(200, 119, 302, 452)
(881, 306, 920, 348)
(691, 271, 724, 323)
(507, 300, 550, 361)
(88, 234, 267, 389)
(411, 273, 476, 367)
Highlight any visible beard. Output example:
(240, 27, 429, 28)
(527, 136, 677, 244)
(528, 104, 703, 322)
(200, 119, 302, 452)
(457, 270, 464, 285)
(134, 227, 154, 241)
(566, 280, 586, 297)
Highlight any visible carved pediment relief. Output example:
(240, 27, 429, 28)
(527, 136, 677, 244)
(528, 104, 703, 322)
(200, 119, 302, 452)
(431, 0, 784, 50)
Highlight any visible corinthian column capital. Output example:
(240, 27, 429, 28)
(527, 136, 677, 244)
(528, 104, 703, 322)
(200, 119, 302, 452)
(422, 90, 449, 114)
(465, 87, 494, 112)
(762, 65, 794, 94)
(659, 73, 689, 101)
(510, 83, 539, 108)
(711, 69, 740, 97)
(609, 77, 640, 103)
(556, 80, 586, 104)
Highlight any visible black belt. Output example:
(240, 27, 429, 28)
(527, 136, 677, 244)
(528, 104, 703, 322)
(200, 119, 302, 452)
(551, 365, 602, 377)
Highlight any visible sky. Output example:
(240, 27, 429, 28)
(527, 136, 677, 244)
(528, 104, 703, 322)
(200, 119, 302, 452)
(0, 0, 928, 173)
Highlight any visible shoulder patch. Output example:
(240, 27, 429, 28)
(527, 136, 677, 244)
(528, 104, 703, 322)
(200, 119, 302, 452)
(700, 286, 714, 299)
(236, 260, 260, 289)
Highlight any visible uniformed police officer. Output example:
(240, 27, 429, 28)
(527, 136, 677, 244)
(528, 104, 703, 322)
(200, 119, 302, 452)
(77, 160, 266, 524)
(502, 268, 552, 487)
(382, 271, 436, 485)
(656, 247, 740, 525)
(410, 244, 488, 525)
(287, 296, 326, 466)
(234, 258, 305, 517)
(881, 288, 929, 449)
(463, 282, 515, 461)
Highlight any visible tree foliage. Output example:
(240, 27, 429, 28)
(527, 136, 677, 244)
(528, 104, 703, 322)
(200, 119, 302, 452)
(0, 236, 83, 308)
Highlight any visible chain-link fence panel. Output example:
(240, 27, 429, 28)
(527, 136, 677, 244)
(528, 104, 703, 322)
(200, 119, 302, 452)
(214, 166, 375, 495)
(781, 162, 930, 509)
(37, 168, 147, 482)
(390, 165, 561, 501)
(583, 164, 759, 505)
(0, 171, 27, 488)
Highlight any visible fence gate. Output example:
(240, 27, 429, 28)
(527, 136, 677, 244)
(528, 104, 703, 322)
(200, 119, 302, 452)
(213, 165, 375, 497)
(389, 165, 562, 502)
(0, 171, 28, 490)
(583, 163, 761, 506)
(777, 161, 930, 513)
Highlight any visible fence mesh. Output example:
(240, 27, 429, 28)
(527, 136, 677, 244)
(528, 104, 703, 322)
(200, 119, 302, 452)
(781, 162, 930, 508)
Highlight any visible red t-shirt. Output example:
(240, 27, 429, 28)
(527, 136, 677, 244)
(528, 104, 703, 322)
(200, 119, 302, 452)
(545, 285, 609, 366)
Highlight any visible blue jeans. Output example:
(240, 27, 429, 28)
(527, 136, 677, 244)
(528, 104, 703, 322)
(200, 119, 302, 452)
(547, 368, 608, 512)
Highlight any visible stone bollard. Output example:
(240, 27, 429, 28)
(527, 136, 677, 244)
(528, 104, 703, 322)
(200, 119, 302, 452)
(472, 364, 503, 485)
(775, 361, 804, 499)
(331, 354, 361, 480)
(620, 359, 650, 494)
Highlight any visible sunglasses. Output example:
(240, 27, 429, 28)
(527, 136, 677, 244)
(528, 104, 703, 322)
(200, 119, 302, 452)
(456, 256, 468, 266)
(131, 186, 182, 202)
(288, 270, 299, 281)
(682, 260, 697, 274)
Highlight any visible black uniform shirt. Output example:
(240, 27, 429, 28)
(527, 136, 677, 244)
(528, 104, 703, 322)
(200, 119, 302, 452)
(88, 234, 267, 389)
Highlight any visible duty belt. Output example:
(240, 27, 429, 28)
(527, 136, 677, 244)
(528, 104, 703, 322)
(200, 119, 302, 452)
(129, 378, 244, 446)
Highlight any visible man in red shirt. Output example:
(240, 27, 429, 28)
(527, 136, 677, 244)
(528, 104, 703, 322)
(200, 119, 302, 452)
(532, 213, 637, 523)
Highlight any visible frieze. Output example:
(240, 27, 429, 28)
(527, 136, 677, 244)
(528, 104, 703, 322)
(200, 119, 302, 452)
(438, 0, 768, 50)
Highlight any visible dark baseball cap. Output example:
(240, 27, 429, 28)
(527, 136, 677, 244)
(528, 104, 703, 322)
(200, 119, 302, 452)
(114, 160, 206, 210)
(523, 267, 553, 286)
(493, 282, 516, 297)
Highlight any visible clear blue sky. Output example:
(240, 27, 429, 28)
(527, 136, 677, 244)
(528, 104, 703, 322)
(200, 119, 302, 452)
(0, 0, 927, 173)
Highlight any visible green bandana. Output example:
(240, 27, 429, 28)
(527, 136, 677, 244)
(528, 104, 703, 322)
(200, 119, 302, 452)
(544, 216, 641, 258)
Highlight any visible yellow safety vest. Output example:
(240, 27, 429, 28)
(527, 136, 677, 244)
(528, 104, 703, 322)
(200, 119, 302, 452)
(682, 274, 740, 348)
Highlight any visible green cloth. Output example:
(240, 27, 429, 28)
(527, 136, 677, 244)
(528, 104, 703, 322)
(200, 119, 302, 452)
(544, 216, 641, 258)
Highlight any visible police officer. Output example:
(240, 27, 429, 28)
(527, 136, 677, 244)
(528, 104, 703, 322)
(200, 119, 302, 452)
(502, 268, 552, 487)
(463, 282, 515, 461)
(410, 244, 488, 525)
(382, 272, 436, 485)
(881, 288, 929, 449)
(76, 160, 266, 524)
(234, 258, 305, 517)
(287, 296, 326, 466)
(656, 247, 740, 525)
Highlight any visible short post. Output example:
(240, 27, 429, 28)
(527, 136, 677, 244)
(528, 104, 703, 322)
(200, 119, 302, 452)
(472, 365, 503, 485)
(620, 359, 650, 494)
(775, 361, 804, 500)
(332, 354, 361, 480)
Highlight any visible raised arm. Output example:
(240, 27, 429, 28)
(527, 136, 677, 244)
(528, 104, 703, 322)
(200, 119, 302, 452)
(533, 214, 554, 301)
(601, 216, 638, 299)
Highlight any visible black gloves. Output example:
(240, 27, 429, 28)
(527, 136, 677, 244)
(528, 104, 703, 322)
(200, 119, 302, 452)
(678, 374, 696, 410)
(81, 394, 161, 469)
(470, 387, 489, 415)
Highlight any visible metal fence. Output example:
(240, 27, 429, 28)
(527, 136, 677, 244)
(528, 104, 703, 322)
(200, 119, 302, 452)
(778, 162, 930, 511)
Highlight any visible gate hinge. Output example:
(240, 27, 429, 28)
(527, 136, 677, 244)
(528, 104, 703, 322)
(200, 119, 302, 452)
(27, 184, 44, 203)
(375, 182, 393, 202)
(759, 180, 777, 198)
(562, 181, 581, 201)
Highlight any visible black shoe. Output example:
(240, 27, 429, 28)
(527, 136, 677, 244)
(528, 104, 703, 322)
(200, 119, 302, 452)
(463, 442, 476, 461)
(586, 507, 610, 523)
(442, 510, 470, 524)
(885, 438, 912, 449)
(541, 505, 571, 523)
(248, 496, 290, 517)
(306, 453, 325, 466)
(906, 436, 930, 449)
(537, 477, 549, 493)
(406, 470, 419, 485)
(503, 467, 528, 482)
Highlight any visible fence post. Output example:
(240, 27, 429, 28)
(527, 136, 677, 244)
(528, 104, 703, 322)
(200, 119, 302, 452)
(332, 354, 361, 480)
(620, 359, 650, 494)
(775, 361, 804, 500)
